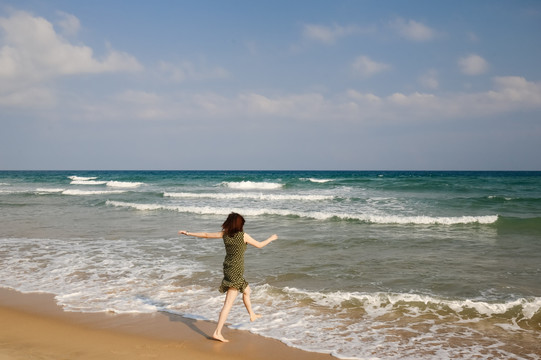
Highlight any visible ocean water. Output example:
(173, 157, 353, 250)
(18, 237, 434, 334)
(1, 170, 540, 359)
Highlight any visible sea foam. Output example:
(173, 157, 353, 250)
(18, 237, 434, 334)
(106, 181, 143, 188)
(63, 189, 127, 195)
(1, 233, 539, 360)
(69, 179, 143, 188)
(301, 178, 334, 183)
(70, 180, 107, 185)
(35, 188, 65, 193)
(68, 176, 98, 181)
(274, 286, 541, 321)
(163, 192, 333, 201)
(107, 200, 498, 225)
(222, 181, 283, 190)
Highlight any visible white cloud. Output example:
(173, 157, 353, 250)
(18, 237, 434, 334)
(488, 76, 541, 105)
(21, 69, 540, 126)
(346, 90, 382, 104)
(346, 76, 541, 121)
(0, 86, 56, 108)
(351, 55, 391, 77)
(110, 77, 541, 122)
(0, 11, 142, 108)
(388, 92, 436, 106)
(0, 11, 142, 84)
(391, 18, 435, 41)
(302, 23, 366, 44)
(237, 92, 325, 118)
(458, 54, 489, 75)
(110, 90, 326, 121)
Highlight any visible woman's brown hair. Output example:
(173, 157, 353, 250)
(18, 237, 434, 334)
(222, 212, 245, 237)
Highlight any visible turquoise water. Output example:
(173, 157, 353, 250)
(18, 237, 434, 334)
(1, 171, 540, 359)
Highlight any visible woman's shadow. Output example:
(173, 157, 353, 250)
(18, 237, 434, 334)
(135, 294, 212, 340)
(160, 310, 212, 340)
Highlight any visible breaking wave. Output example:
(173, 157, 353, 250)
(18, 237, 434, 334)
(163, 192, 333, 201)
(106, 201, 498, 225)
(221, 181, 283, 190)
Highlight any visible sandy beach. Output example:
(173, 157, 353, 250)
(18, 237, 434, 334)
(0, 288, 335, 360)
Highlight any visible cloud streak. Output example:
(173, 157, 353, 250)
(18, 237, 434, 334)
(88, 76, 541, 127)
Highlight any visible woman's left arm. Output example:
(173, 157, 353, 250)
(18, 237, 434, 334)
(244, 233, 278, 248)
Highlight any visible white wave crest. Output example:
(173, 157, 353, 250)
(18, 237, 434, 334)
(245, 285, 541, 359)
(69, 180, 143, 188)
(222, 181, 283, 190)
(107, 201, 235, 216)
(106, 181, 143, 188)
(362, 214, 498, 225)
(68, 176, 97, 181)
(106, 201, 498, 225)
(300, 178, 333, 183)
(278, 286, 541, 320)
(32, 188, 126, 195)
(0, 190, 26, 194)
(63, 189, 127, 195)
(35, 188, 65, 193)
(163, 192, 333, 201)
(70, 180, 107, 185)
(488, 195, 514, 201)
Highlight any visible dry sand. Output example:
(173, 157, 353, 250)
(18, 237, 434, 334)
(0, 288, 335, 360)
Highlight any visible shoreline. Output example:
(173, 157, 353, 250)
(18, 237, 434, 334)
(0, 287, 335, 360)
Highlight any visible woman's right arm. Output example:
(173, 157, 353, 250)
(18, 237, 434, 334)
(179, 230, 223, 239)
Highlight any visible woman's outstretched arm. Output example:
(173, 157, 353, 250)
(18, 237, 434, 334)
(243, 233, 278, 248)
(179, 230, 223, 239)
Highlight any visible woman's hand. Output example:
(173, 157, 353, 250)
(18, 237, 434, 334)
(178, 230, 188, 236)
(269, 234, 278, 242)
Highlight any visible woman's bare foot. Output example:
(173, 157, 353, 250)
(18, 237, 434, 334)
(212, 330, 229, 343)
(250, 313, 262, 322)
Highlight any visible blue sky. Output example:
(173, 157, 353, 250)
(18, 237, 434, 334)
(1, 0, 540, 170)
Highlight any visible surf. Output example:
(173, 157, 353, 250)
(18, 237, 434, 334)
(163, 192, 334, 201)
(107, 200, 498, 225)
(221, 181, 283, 190)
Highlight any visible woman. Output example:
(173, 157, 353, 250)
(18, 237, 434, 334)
(178, 212, 278, 342)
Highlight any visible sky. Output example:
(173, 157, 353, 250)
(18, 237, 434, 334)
(1, 0, 540, 170)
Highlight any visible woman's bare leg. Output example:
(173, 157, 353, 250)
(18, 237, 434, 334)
(242, 285, 261, 322)
(213, 288, 238, 342)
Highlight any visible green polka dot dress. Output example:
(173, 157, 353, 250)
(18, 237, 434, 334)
(219, 231, 248, 293)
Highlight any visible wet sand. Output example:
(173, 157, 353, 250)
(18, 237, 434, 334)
(0, 288, 335, 360)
